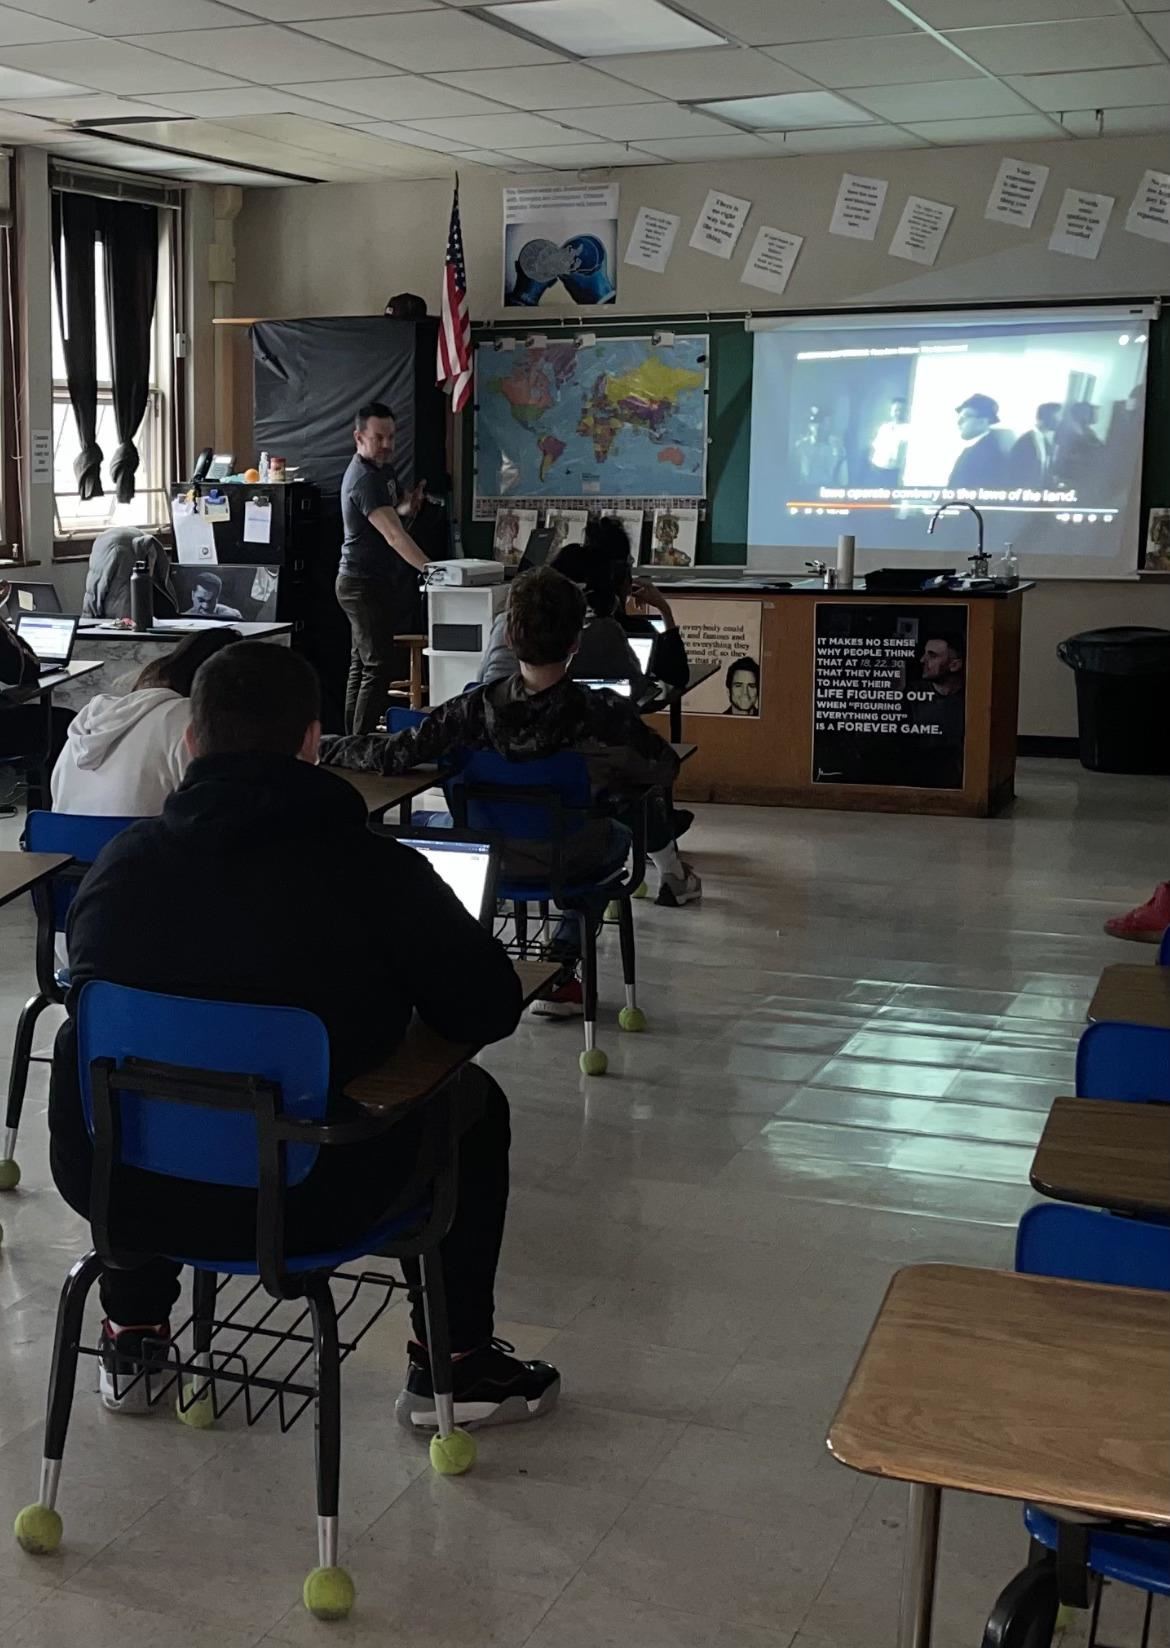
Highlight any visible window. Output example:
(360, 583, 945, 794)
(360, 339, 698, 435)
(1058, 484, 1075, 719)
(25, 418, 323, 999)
(51, 215, 175, 543)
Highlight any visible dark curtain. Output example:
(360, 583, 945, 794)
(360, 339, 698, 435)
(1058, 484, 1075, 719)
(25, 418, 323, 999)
(99, 199, 159, 504)
(51, 191, 103, 499)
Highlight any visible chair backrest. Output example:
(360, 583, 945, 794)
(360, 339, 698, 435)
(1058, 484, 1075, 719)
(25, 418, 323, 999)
(1016, 1203, 1170, 1291)
(24, 810, 142, 934)
(76, 981, 329, 1189)
(445, 748, 591, 844)
(386, 707, 428, 733)
(1160, 929, 1170, 967)
(1076, 1021, 1170, 1102)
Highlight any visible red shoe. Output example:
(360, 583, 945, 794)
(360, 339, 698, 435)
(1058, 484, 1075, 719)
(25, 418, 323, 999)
(528, 978, 584, 1019)
(1104, 883, 1170, 944)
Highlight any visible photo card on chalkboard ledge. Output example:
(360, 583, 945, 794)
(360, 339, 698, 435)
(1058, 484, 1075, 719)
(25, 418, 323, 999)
(649, 507, 698, 569)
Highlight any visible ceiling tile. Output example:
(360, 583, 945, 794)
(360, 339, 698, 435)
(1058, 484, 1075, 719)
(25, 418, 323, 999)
(287, 77, 502, 119)
(0, 0, 259, 32)
(0, 91, 180, 118)
(760, 124, 927, 153)
(133, 25, 388, 83)
(502, 140, 661, 166)
(359, 121, 473, 150)
(1008, 63, 1170, 108)
(129, 85, 372, 118)
(483, 0, 724, 57)
(1140, 12, 1170, 48)
(0, 107, 68, 138)
(1058, 102, 1170, 133)
(766, 33, 978, 88)
(905, 113, 1067, 142)
(585, 47, 816, 101)
(910, 0, 1124, 23)
(635, 131, 777, 159)
(229, 0, 438, 15)
(848, 77, 1033, 120)
(403, 110, 593, 145)
(0, 5, 87, 44)
(554, 102, 732, 139)
(667, 0, 910, 45)
(458, 148, 546, 170)
(0, 40, 244, 93)
(946, 18, 1161, 74)
(297, 11, 561, 71)
(702, 91, 875, 127)
(0, 65, 84, 97)
(430, 64, 650, 110)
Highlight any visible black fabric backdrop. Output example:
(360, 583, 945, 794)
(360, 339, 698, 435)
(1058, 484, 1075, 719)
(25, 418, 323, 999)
(251, 316, 427, 496)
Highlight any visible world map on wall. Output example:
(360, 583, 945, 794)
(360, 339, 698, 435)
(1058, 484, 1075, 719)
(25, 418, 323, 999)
(474, 335, 708, 501)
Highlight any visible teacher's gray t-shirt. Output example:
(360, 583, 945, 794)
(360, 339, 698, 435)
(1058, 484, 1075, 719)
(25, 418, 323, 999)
(339, 454, 400, 580)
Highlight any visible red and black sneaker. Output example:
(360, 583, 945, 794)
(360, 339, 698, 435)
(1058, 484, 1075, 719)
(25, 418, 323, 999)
(528, 977, 584, 1019)
(98, 1320, 171, 1415)
(395, 1338, 560, 1431)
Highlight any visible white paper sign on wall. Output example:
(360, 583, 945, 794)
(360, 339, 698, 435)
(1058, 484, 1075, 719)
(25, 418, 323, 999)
(623, 206, 681, 274)
(740, 225, 804, 295)
(829, 174, 888, 241)
(1125, 169, 1170, 246)
(1048, 188, 1115, 259)
(889, 195, 954, 266)
(984, 157, 1049, 229)
(689, 190, 752, 260)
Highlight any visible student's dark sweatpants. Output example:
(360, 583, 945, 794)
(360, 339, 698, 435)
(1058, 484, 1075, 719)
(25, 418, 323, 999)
(49, 1036, 510, 1353)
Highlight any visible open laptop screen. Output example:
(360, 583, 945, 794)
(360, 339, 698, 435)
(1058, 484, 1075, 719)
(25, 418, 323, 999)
(16, 613, 78, 663)
(628, 635, 654, 673)
(398, 837, 495, 922)
(576, 679, 633, 697)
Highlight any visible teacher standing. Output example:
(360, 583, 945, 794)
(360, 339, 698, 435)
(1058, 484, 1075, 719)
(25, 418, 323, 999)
(336, 402, 430, 734)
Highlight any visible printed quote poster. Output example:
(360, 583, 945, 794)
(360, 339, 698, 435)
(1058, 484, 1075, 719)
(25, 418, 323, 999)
(676, 599, 763, 718)
(503, 184, 619, 308)
(813, 603, 968, 790)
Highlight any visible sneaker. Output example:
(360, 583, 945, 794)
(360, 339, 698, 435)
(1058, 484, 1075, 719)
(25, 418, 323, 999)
(1104, 883, 1170, 944)
(98, 1320, 171, 1415)
(528, 977, 584, 1018)
(395, 1338, 560, 1431)
(656, 864, 702, 907)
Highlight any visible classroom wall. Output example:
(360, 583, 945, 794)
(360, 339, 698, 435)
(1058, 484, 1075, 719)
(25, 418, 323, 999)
(232, 132, 1170, 739)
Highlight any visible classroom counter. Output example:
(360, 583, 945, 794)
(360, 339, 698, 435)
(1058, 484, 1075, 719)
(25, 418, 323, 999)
(652, 582, 1030, 818)
(55, 619, 292, 711)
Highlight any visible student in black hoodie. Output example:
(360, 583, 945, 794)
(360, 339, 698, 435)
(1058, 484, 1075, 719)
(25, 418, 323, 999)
(50, 641, 559, 1432)
(0, 581, 72, 812)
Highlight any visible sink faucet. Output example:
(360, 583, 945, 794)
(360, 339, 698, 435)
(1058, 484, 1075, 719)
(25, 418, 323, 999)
(928, 501, 988, 576)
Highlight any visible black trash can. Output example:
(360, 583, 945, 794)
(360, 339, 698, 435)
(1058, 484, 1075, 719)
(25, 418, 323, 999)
(1057, 626, 1170, 775)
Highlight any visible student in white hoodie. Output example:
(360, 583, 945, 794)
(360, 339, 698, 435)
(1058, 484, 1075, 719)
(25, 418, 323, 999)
(52, 628, 241, 816)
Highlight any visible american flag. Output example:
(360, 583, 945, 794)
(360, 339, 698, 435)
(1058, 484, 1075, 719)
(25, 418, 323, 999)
(437, 180, 472, 414)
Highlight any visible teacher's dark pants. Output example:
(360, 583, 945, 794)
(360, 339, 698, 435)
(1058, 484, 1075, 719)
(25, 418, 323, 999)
(335, 572, 418, 735)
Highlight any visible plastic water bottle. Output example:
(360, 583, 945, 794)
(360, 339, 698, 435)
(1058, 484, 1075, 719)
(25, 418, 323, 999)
(1000, 541, 1018, 583)
(258, 451, 270, 482)
(130, 559, 154, 632)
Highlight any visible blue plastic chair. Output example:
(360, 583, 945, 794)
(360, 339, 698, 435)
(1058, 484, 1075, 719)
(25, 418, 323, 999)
(979, 1206, 1170, 1648)
(446, 748, 647, 1075)
(15, 981, 473, 1621)
(386, 706, 428, 734)
(1076, 1021, 1170, 1103)
(2, 811, 142, 1190)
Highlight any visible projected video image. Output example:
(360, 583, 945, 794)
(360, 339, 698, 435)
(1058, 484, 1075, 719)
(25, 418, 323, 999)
(748, 313, 1149, 568)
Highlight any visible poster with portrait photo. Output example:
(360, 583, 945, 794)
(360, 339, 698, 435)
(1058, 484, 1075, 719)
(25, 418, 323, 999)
(813, 603, 968, 789)
(171, 563, 280, 623)
(675, 599, 763, 718)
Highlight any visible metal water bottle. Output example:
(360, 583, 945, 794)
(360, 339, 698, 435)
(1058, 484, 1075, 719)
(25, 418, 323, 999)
(130, 558, 154, 632)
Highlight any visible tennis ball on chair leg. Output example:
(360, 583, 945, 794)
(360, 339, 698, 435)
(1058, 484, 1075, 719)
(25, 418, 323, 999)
(303, 1566, 355, 1621)
(579, 1047, 608, 1076)
(15, 1504, 62, 1555)
(0, 1159, 20, 1191)
(430, 1428, 477, 1475)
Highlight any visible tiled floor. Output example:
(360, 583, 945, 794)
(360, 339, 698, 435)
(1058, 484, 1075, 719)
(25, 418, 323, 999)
(0, 758, 1167, 1647)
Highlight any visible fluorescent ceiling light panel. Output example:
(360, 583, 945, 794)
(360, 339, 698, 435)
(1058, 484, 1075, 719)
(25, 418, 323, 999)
(485, 0, 724, 57)
(701, 91, 874, 129)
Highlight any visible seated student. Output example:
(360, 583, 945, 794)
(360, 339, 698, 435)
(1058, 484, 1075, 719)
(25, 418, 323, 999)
(52, 627, 240, 816)
(582, 514, 689, 690)
(325, 567, 701, 1009)
(0, 581, 71, 814)
(49, 641, 559, 1430)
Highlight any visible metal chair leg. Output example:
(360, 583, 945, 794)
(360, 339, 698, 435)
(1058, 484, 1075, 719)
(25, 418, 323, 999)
(1, 991, 51, 1190)
(616, 896, 645, 1032)
(579, 912, 606, 1075)
(513, 901, 529, 958)
(177, 1268, 218, 1428)
(15, 1250, 103, 1555)
(301, 1280, 354, 1621)
(420, 1248, 476, 1476)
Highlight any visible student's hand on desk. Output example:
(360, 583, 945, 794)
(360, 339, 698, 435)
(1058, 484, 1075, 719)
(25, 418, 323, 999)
(631, 579, 675, 627)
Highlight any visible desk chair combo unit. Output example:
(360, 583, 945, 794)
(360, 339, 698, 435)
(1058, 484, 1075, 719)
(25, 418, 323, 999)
(980, 1203, 1170, 1648)
(2, 811, 142, 1192)
(14, 983, 479, 1623)
(1076, 1020, 1170, 1104)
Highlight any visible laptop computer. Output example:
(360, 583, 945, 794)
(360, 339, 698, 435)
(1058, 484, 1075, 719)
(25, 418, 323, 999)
(15, 613, 80, 674)
(393, 833, 498, 923)
(628, 635, 654, 673)
(518, 526, 556, 575)
(5, 580, 63, 617)
(576, 678, 633, 697)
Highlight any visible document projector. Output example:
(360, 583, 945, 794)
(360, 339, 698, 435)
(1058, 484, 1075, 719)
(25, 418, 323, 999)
(426, 559, 504, 587)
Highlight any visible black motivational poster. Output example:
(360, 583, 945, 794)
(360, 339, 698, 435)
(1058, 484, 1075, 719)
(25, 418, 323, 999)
(813, 603, 968, 790)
